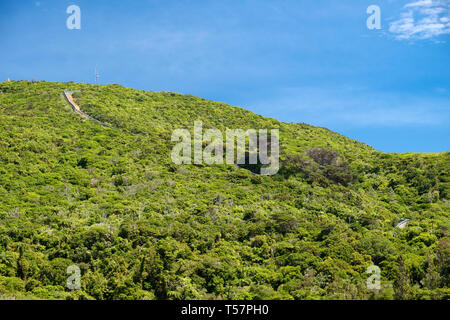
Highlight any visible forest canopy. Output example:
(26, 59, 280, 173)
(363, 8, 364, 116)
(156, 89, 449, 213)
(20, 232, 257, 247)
(0, 81, 448, 300)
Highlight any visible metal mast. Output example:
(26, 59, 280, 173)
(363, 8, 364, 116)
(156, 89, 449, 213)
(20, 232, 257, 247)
(95, 65, 99, 84)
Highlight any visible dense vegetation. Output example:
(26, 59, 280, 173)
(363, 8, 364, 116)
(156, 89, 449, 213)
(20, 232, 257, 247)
(0, 80, 448, 300)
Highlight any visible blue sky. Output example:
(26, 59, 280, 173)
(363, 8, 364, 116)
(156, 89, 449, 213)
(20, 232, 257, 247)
(0, 0, 449, 152)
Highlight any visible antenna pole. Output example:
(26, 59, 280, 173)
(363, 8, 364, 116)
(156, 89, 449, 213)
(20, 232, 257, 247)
(95, 65, 99, 84)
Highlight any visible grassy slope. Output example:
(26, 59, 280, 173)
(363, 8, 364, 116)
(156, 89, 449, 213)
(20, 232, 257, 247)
(0, 81, 448, 300)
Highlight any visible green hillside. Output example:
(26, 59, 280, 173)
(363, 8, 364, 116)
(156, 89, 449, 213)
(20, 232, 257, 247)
(0, 80, 448, 300)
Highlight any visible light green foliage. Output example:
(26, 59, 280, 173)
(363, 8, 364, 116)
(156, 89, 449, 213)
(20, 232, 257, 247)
(0, 81, 448, 300)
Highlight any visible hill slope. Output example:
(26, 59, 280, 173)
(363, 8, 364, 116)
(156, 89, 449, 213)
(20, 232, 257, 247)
(0, 80, 448, 300)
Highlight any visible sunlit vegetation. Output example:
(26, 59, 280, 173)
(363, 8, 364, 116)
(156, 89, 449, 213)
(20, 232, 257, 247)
(0, 80, 448, 300)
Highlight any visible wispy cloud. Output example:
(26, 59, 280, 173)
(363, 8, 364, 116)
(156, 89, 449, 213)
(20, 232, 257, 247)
(247, 86, 449, 127)
(389, 0, 450, 40)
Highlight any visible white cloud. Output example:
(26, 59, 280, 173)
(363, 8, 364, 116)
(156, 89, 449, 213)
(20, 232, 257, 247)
(389, 0, 450, 40)
(405, 0, 433, 8)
